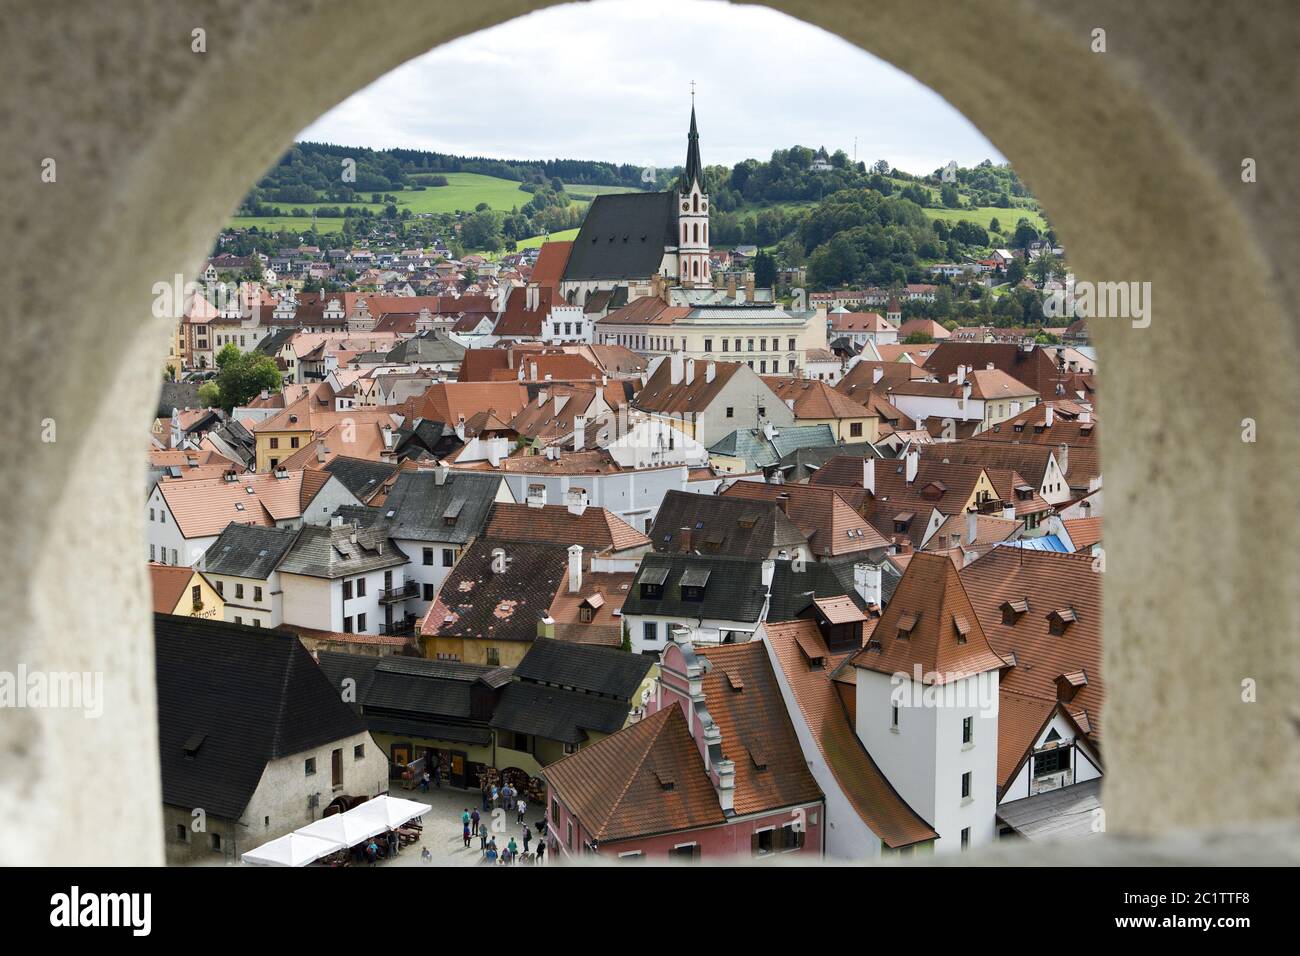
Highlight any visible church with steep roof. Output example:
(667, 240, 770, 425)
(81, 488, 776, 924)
(560, 106, 712, 307)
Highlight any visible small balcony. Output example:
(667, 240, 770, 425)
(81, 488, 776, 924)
(378, 581, 417, 604)
(380, 615, 417, 637)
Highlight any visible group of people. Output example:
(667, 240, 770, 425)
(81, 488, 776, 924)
(480, 778, 531, 822)
(360, 829, 404, 866)
(458, 806, 547, 865)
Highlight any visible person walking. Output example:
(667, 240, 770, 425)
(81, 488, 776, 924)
(535, 839, 545, 864)
(419, 770, 430, 792)
(460, 808, 471, 848)
(522, 825, 531, 854)
(516, 796, 527, 824)
(479, 821, 489, 851)
(489, 782, 499, 810)
(470, 807, 480, 835)
(506, 837, 518, 864)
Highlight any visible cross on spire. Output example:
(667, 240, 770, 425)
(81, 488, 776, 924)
(690, 79, 695, 103)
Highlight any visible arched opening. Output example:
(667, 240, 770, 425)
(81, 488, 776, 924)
(4, 0, 1295, 866)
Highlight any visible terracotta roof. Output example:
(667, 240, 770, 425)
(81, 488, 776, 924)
(694, 642, 823, 816)
(149, 564, 198, 614)
(419, 539, 566, 644)
(156, 471, 312, 539)
(922, 342, 1071, 401)
(763, 376, 873, 420)
(959, 548, 1103, 785)
(529, 241, 573, 291)
(542, 704, 726, 843)
(634, 358, 748, 416)
(851, 551, 1007, 682)
(1062, 517, 1103, 550)
(405, 382, 529, 430)
(720, 482, 890, 555)
(765, 620, 938, 848)
(485, 503, 649, 553)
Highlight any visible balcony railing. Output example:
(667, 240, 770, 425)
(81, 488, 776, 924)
(378, 581, 418, 604)
(380, 615, 417, 637)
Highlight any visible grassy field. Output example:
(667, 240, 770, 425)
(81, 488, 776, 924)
(516, 227, 580, 250)
(564, 184, 644, 200)
(229, 172, 536, 231)
(925, 205, 1046, 233)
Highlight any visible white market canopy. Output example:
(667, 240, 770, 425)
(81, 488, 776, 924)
(345, 794, 429, 831)
(243, 795, 429, 867)
(241, 831, 346, 868)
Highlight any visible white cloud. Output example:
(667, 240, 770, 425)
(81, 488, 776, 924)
(298, 0, 1002, 176)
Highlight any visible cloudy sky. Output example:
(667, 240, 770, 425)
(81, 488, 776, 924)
(299, 0, 1002, 176)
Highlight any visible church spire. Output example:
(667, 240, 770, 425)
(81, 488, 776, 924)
(683, 100, 702, 189)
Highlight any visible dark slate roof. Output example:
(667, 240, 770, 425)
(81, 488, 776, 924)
(621, 553, 867, 623)
(202, 522, 301, 579)
(512, 638, 652, 701)
(776, 441, 883, 483)
(157, 381, 201, 418)
(154, 614, 367, 819)
(378, 470, 503, 545)
(424, 540, 566, 644)
(490, 681, 633, 744)
(277, 521, 407, 578)
(384, 330, 465, 365)
(649, 489, 806, 559)
(683, 104, 703, 188)
(322, 456, 399, 499)
(257, 327, 297, 355)
(562, 192, 679, 282)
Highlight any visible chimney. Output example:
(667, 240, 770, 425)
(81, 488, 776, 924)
(567, 544, 583, 594)
(714, 758, 736, 815)
(986, 361, 995, 370)
(669, 352, 685, 385)
(705, 362, 716, 384)
(1079, 409, 1092, 424)
(957, 363, 969, 383)
(1057, 442, 1069, 477)
(486, 437, 504, 468)
(872, 367, 883, 385)
(966, 509, 978, 546)
(761, 559, 776, 590)
(530, 361, 539, 382)
(1045, 404, 1055, 428)
(381, 424, 394, 449)
(566, 487, 589, 517)
(685, 359, 696, 385)
(527, 483, 547, 508)
(260, 389, 270, 400)
(863, 457, 875, 493)
(434, 465, 449, 486)
(777, 493, 790, 515)
(330, 514, 344, 528)
(905, 448, 919, 484)
(745, 273, 755, 300)
(455, 416, 466, 442)
(573, 415, 586, 451)
(1003, 504, 1016, 520)
(962, 381, 972, 406)
(853, 562, 882, 607)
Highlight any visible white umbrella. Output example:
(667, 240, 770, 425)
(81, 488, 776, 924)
(346, 794, 429, 831)
(241, 831, 346, 867)
(298, 807, 389, 847)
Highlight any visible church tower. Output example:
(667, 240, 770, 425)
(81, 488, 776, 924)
(676, 103, 710, 288)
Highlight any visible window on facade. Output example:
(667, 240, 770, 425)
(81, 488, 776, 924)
(486, 647, 500, 666)
(961, 771, 972, 799)
(725, 407, 734, 418)
(356, 612, 366, 631)
(191, 584, 201, 608)
(354, 744, 364, 760)
(304, 757, 316, 776)
(961, 827, 971, 850)
(443, 548, 455, 567)
(422, 547, 433, 566)
(753, 828, 775, 856)
(850, 422, 863, 437)
(669, 843, 699, 860)
(1033, 747, 1069, 776)
(963, 716, 973, 744)
(343, 580, 352, 600)
(643, 621, 658, 643)
(788, 338, 796, 351)
(234, 583, 244, 599)
(269, 438, 279, 449)
(703, 338, 712, 352)
(422, 583, 434, 601)
(343, 617, 352, 633)
(891, 704, 899, 729)
(747, 338, 754, 351)
(356, 579, 366, 597)
(254, 586, 262, 602)
(566, 821, 573, 850)
(290, 437, 299, 449)
(210, 832, 222, 852)
(781, 822, 805, 851)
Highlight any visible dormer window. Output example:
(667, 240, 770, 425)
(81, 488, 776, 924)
(639, 566, 668, 600)
(896, 611, 918, 641)
(1048, 607, 1077, 635)
(952, 613, 970, 645)
(1001, 599, 1029, 625)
